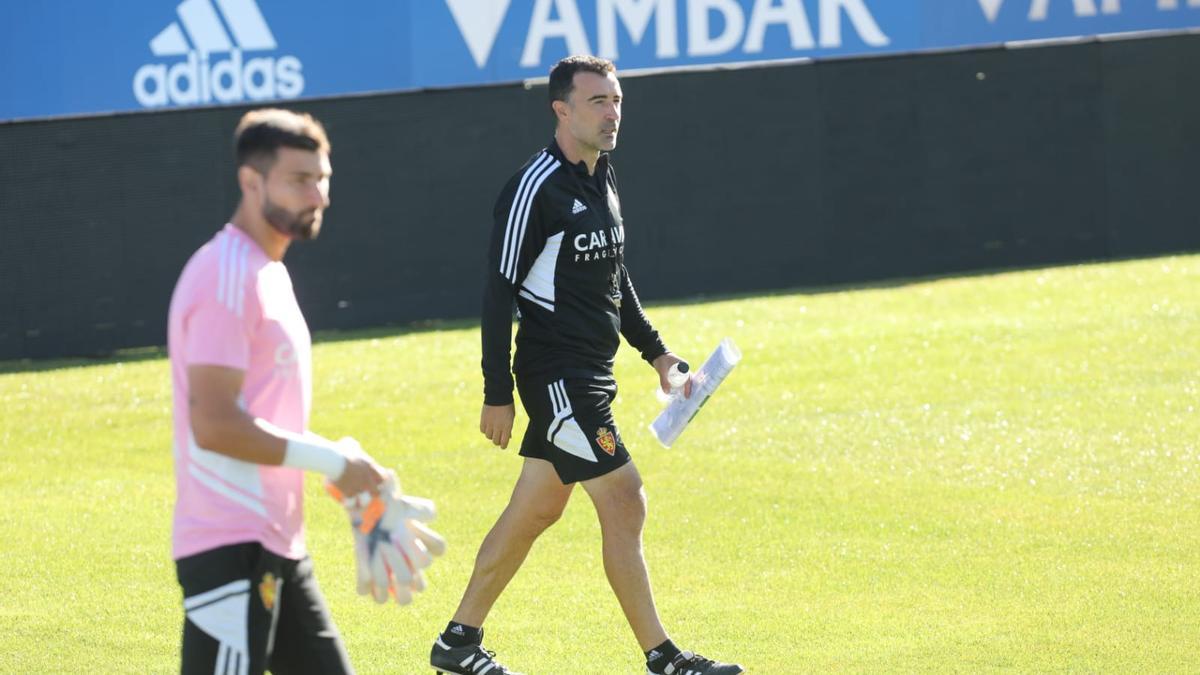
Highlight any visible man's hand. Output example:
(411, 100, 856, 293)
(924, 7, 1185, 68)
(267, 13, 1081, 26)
(652, 353, 693, 398)
(330, 438, 387, 497)
(480, 403, 516, 449)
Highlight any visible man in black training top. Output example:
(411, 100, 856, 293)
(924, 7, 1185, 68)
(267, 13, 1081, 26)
(430, 55, 743, 675)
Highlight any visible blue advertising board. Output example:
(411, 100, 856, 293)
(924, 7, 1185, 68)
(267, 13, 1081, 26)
(2, 0, 1198, 121)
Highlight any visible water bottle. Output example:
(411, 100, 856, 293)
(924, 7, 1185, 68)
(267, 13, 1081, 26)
(649, 338, 740, 447)
(655, 361, 690, 405)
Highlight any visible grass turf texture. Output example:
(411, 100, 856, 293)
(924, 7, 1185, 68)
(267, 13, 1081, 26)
(0, 255, 1196, 673)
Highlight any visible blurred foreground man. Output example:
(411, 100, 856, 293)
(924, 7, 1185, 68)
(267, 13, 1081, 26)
(168, 109, 440, 674)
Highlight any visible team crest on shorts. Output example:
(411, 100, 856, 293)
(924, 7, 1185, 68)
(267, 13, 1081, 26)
(596, 426, 617, 455)
(259, 572, 278, 611)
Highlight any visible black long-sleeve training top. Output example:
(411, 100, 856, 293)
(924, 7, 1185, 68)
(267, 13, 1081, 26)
(481, 139, 668, 406)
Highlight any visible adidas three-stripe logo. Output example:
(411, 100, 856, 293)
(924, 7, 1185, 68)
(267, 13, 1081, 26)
(653, 666, 703, 675)
(500, 152, 560, 284)
(433, 637, 503, 675)
(151, 0, 276, 56)
(457, 652, 499, 674)
(134, 0, 303, 109)
(571, 199, 587, 215)
(545, 380, 598, 463)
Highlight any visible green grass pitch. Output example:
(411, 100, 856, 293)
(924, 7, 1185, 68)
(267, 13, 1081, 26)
(0, 255, 1196, 673)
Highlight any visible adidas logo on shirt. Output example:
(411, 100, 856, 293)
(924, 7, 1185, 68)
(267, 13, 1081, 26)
(571, 199, 588, 215)
(133, 0, 304, 109)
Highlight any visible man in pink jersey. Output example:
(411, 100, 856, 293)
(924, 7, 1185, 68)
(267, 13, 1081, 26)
(168, 108, 384, 674)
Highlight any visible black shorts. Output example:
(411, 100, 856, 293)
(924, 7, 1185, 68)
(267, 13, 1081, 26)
(176, 542, 352, 675)
(516, 374, 631, 484)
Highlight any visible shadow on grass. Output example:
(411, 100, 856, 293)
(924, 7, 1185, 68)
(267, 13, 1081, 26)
(653, 252, 1193, 308)
(2, 251, 1193, 376)
(0, 317, 481, 376)
(0, 346, 170, 376)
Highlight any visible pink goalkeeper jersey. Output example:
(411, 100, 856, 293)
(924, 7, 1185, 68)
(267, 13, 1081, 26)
(168, 224, 313, 560)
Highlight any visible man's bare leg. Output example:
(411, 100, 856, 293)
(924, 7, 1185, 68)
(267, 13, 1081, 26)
(451, 458, 574, 627)
(581, 462, 668, 651)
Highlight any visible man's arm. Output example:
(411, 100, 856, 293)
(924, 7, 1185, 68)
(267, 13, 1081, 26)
(188, 364, 384, 495)
(618, 264, 668, 364)
(479, 180, 523, 449)
(480, 272, 516, 408)
(479, 270, 517, 448)
(479, 158, 559, 448)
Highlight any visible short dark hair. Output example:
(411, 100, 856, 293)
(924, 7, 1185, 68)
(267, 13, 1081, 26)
(234, 108, 330, 173)
(548, 55, 616, 104)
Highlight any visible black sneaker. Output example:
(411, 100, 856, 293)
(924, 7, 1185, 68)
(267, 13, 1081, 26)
(430, 630, 523, 675)
(647, 650, 744, 675)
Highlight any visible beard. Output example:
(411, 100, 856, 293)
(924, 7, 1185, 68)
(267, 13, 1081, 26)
(263, 196, 320, 241)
